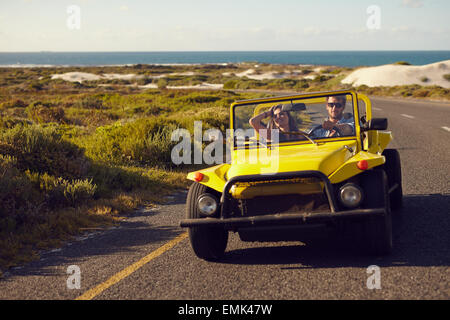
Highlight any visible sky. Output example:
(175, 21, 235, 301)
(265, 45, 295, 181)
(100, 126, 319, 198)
(0, 0, 449, 51)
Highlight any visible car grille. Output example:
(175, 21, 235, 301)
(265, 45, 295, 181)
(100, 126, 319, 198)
(237, 193, 330, 217)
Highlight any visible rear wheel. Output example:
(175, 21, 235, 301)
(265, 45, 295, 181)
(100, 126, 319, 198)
(360, 169, 393, 256)
(382, 149, 403, 211)
(186, 182, 228, 261)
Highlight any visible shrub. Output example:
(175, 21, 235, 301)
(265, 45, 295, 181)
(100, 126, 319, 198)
(402, 91, 413, 97)
(0, 155, 37, 219)
(144, 105, 162, 116)
(294, 80, 309, 89)
(329, 68, 343, 75)
(312, 75, 332, 83)
(76, 96, 105, 109)
(28, 82, 44, 91)
(0, 99, 27, 109)
(412, 89, 430, 98)
(83, 110, 119, 127)
(88, 163, 151, 195)
(443, 74, 450, 81)
(179, 94, 221, 104)
(26, 172, 96, 208)
(0, 117, 32, 129)
(223, 80, 238, 89)
(157, 78, 168, 89)
(26, 102, 67, 124)
(0, 125, 90, 179)
(54, 177, 97, 207)
(82, 118, 179, 167)
(136, 77, 153, 86)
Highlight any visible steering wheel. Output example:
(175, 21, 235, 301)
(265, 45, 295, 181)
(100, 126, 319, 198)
(309, 124, 342, 137)
(248, 136, 267, 147)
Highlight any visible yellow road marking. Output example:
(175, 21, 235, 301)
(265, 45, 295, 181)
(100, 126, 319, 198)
(75, 232, 188, 300)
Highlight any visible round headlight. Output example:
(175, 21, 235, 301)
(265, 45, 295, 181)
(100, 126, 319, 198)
(197, 194, 218, 216)
(339, 184, 363, 208)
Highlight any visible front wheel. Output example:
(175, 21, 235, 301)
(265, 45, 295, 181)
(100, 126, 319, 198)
(382, 149, 403, 211)
(186, 182, 228, 261)
(360, 169, 393, 256)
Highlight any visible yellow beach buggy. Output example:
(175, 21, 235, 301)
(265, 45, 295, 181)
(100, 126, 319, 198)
(180, 90, 402, 260)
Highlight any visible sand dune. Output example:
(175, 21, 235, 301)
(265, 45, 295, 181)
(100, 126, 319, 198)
(167, 83, 223, 90)
(51, 72, 103, 82)
(51, 72, 184, 82)
(102, 74, 145, 81)
(342, 60, 450, 88)
(233, 69, 303, 80)
(51, 72, 146, 82)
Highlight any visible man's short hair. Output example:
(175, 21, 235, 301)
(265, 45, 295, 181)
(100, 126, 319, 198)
(326, 95, 346, 106)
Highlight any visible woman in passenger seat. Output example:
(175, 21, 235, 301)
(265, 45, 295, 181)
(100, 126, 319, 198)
(249, 104, 300, 142)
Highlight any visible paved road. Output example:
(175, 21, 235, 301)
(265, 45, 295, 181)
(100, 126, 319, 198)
(0, 96, 449, 300)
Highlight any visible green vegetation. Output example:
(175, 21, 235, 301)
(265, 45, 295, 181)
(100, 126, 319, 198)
(354, 84, 450, 99)
(443, 74, 450, 81)
(0, 62, 448, 271)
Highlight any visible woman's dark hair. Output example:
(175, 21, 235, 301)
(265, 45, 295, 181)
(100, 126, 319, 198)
(266, 104, 299, 141)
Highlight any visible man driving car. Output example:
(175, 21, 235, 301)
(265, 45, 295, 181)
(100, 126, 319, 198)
(309, 95, 354, 138)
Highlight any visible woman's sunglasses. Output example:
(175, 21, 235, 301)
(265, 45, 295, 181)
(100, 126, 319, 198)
(273, 111, 288, 119)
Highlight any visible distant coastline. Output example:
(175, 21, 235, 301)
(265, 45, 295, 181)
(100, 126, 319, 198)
(1, 51, 450, 67)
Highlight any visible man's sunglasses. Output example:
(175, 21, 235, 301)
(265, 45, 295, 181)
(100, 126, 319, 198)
(327, 102, 344, 108)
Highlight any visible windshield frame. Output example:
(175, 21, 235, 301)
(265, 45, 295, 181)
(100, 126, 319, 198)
(230, 90, 361, 150)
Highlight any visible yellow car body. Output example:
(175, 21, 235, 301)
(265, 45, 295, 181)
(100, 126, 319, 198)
(186, 90, 391, 193)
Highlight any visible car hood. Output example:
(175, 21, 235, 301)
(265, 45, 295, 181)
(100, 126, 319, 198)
(226, 140, 357, 179)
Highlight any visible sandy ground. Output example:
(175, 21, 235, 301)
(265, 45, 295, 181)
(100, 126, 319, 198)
(166, 83, 223, 90)
(51, 72, 103, 82)
(342, 60, 450, 88)
(50, 71, 192, 82)
(229, 69, 300, 80)
(51, 72, 147, 82)
(98, 82, 223, 90)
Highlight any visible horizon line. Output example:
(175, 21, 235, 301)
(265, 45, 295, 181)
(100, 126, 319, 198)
(1, 50, 450, 53)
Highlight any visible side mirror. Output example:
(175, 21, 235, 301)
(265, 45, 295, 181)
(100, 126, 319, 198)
(362, 118, 388, 131)
(282, 103, 306, 112)
(360, 115, 367, 125)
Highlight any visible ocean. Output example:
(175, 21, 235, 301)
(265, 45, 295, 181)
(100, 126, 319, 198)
(0, 51, 449, 67)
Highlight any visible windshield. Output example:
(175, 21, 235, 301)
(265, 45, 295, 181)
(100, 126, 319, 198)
(233, 93, 356, 146)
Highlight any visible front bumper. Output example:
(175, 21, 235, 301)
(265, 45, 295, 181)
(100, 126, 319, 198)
(180, 170, 383, 229)
(180, 208, 386, 228)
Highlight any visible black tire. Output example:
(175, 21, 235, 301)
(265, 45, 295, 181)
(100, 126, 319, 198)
(186, 182, 228, 261)
(360, 169, 393, 256)
(382, 149, 403, 211)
